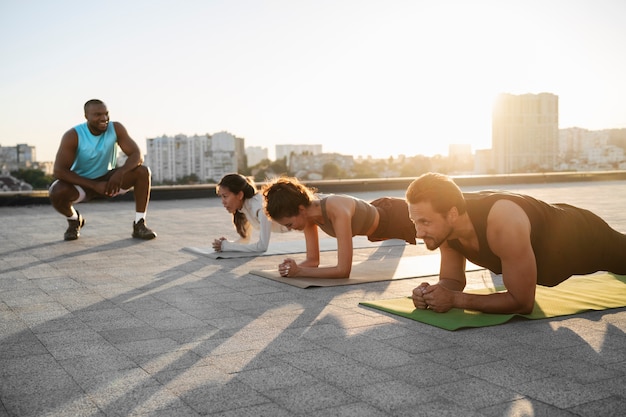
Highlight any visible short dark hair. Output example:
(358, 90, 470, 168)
(406, 172, 466, 215)
(84, 99, 105, 113)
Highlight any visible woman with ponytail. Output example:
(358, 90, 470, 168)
(212, 173, 288, 253)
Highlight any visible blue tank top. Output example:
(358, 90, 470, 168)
(71, 122, 118, 179)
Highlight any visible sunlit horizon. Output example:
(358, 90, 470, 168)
(1, 0, 625, 163)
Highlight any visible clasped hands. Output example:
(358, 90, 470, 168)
(411, 282, 454, 313)
(278, 258, 297, 277)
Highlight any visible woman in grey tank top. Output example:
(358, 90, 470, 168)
(262, 176, 416, 278)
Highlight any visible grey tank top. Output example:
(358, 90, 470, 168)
(316, 195, 377, 237)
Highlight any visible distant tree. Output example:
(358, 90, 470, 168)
(11, 168, 54, 190)
(322, 162, 342, 179)
(269, 157, 289, 176)
(253, 170, 267, 183)
(250, 157, 290, 182)
(240, 165, 252, 176)
(399, 156, 431, 177)
(179, 173, 200, 184)
(351, 160, 380, 179)
(608, 128, 626, 151)
(429, 155, 450, 174)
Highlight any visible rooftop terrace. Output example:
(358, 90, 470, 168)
(1, 177, 625, 416)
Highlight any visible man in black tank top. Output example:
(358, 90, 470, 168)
(405, 173, 626, 315)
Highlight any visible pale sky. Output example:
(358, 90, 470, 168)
(1, 0, 625, 162)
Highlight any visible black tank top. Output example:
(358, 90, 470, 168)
(447, 191, 624, 286)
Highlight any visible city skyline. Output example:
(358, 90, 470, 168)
(1, 0, 625, 163)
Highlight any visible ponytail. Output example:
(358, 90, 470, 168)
(217, 174, 258, 238)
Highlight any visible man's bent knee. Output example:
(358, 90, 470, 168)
(131, 165, 151, 181)
(139, 165, 151, 179)
(49, 180, 84, 206)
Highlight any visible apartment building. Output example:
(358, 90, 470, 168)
(275, 144, 322, 166)
(0, 143, 36, 173)
(492, 93, 559, 173)
(145, 131, 245, 183)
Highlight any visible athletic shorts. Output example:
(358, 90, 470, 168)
(368, 197, 416, 244)
(49, 169, 129, 204)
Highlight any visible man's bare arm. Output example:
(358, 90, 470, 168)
(412, 242, 466, 309)
(53, 129, 100, 191)
(484, 200, 537, 314)
(437, 243, 467, 291)
(113, 122, 143, 174)
(437, 201, 536, 314)
(420, 200, 537, 314)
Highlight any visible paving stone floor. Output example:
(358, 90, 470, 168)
(1, 181, 625, 416)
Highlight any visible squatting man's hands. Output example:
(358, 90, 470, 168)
(411, 282, 455, 313)
(105, 170, 125, 197)
(278, 258, 297, 277)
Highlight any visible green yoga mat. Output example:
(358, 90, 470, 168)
(359, 273, 626, 331)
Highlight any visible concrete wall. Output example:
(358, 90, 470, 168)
(2, 171, 626, 207)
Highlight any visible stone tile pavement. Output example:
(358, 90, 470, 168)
(1, 181, 625, 416)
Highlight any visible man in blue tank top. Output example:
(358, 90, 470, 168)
(49, 99, 157, 241)
(405, 172, 626, 315)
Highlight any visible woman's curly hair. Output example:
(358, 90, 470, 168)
(262, 177, 317, 220)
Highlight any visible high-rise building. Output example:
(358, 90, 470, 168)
(492, 93, 559, 174)
(245, 146, 268, 167)
(0, 143, 36, 173)
(145, 131, 245, 183)
(559, 127, 609, 161)
(275, 144, 322, 166)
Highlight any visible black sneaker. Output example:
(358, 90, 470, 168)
(64, 212, 85, 241)
(132, 219, 157, 240)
